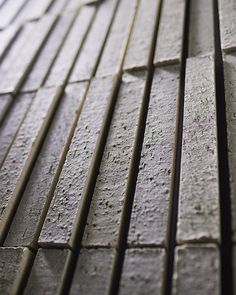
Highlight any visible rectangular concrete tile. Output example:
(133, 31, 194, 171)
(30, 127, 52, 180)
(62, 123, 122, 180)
(119, 248, 166, 295)
(25, 249, 69, 295)
(128, 65, 180, 247)
(154, 0, 185, 65)
(69, 0, 118, 83)
(39, 76, 115, 248)
(22, 12, 76, 92)
(82, 72, 146, 247)
(223, 53, 236, 243)
(0, 247, 32, 294)
(0, 93, 32, 166)
(124, 0, 161, 71)
(172, 245, 220, 295)
(70, 248, 114, 295)
(0, 15, 56, 94)
(188, 0, 214, 57)
(5, 83, 87, 248)
(0, 87, 62, 243)
(96, 0, 137, 77)
(219, 0, 236, 52)
(0, 0, 26, 29)
(0, 94, 13, 124)
(45, 6, 95, 88)
(0, 24, 21, 60)
(177, 56, 220, 244)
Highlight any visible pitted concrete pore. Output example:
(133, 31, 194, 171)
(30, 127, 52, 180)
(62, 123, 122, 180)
(69, 0, 118, 83)
(82, 72, 146, 248)
(177, 56, 220, 244)
(124, 0, 161, 71)
(128, 65, 180, 247)
(0, 93, 32, 166)
(39, 76, 114, 248)
(119, 248, 166, 295)
(0, 87, 62, 238)
(95, 0, 137, 77)
(223, 53, 236, 243)
(5, 83, 87, 248)
(219, 0, 236, 52)
(25, 249, 69, 295)
(172, 244, 220, 295)
(154, 0, 185, 65)
(70, 248, 114, 294)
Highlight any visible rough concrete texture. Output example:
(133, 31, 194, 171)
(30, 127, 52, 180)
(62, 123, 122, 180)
(22, 12, 76, 92)
(39, 77, 114, 247)
(188, 0, 214, 57)
(96, 0, 137, 77)
(70, 248, 114, 295)
(219, 0, 236, 52)
(124, 0, 161, 70)
(69, 0, 118, 83)
(25, 249, 69, 295)
(5, 83, 87, 248)
(0, 94, 12, 124)
(0, 93, 32, 166)
(119, 248, 166, 295)
(172, 245, 220, 295)
(223, 53, 236, 242)
(0, 15, 56, 94)
(82, 72, 146, 247)
(0, 24, 20, 59)
(154, 0, 185, 65)
(128, 66, 180, 247)
(177, 57, 220, 244)
(0, 247, 31, 294)
(0, 87, 62, 241)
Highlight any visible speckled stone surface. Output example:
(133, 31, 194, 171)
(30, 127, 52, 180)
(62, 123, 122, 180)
(124, 0, 161, 70)
(70, 248, 114, 295)
(119, 248, 166, 295)
(154, 0, 185, 65)
(5, 83, 87, 248)
(128, 65, 180, 247)
(177, 56, 220, 244)
(172, 244, 220, 295)
(25, 249, 69, 295)
(39, 77, 114, 247)
(82, 72, 146, 247)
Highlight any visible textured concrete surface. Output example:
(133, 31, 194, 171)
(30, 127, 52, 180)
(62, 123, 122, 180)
(172, 245, 220, 295)
(0, 94, 12, 124)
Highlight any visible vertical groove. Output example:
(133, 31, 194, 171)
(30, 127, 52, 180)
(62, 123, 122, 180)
(213, 0, 233, 294)
(163, 0, 190, 294)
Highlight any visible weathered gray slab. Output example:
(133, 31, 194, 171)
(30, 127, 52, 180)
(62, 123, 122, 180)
(189, 0, 214, 57)
(0, 87, 62, 242)
(69, 0, 118, 82)
(177, 56, 220, 244)
(96, 0, 137, 77)
(219, 0, 236, 52)
(172, 245, 220, 295)
(70, 248, 114, 295)
(124, 0, 161, 70)
(25, 249, 69, 295)
(82, 72, 146, 247)
(22, 12, 75, 92)
(119, 248, 166, 295)
(45, 6, 95, 88)
(223, 53, 236, 242)
(0, 16, 56, 94)
(0, 0, 26, 29)
(154, 0, 185, 65)
(0, 24, 21, 60)
(5, 83, 87, 248)
(39, 76, 115, 248)
(0, 247, 32, 294)
(128, 66, 180, 247)
(0, 94, 13, 125)
(0, 93, 32, 166)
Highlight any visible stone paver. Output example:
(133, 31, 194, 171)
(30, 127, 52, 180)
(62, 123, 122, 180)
(128, 65, 180, 247)
(177, 56, 220, 244)
(119, 248, 166, 295)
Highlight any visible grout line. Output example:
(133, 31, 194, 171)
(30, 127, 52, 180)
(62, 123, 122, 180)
(213, 0, 233, 294)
